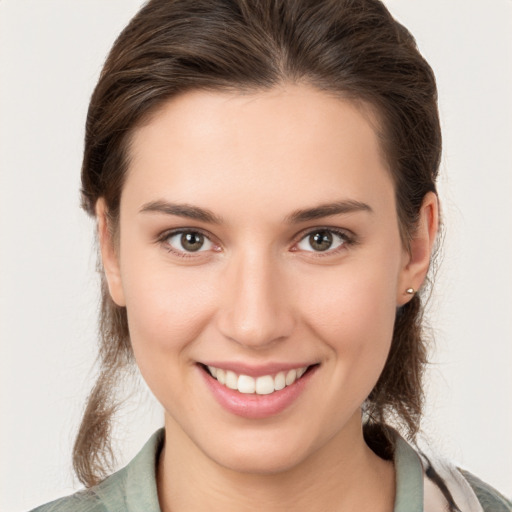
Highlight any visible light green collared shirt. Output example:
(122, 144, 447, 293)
(31, 429, 511, 512)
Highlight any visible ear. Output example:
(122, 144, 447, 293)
(397, 191, 439, 306)
(96, 198, 126, 307)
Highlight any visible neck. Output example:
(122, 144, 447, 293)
(157, 413, 395, 512)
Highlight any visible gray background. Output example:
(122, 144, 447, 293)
(1, 1, 511, 510)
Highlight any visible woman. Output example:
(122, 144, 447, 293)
(29, 0, 511, 511)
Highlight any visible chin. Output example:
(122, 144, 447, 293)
(192, 421, 329, 477)
(208, 442, 310, 476)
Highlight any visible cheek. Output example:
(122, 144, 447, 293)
(119, 253, 218, 366)
(301, 261, 398, 338)
(120, 263, 222, 416)
(296, 254, 400, 385)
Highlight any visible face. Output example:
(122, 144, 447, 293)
(100, 85, 434, 474)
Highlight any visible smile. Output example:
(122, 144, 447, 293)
(200, 362, 319, 419)
(206, 365, 309, 395)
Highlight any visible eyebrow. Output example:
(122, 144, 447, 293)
(139, 198, 373, 224)
(285, 200, 373, 223)
(139, 200, 223, 224)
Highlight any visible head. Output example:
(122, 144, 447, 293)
(75, 0, 441, 486)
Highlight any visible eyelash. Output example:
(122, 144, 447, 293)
(157, 228, 218, 259)
(293, 227, 356, 256)
(157, 227, 356, 258)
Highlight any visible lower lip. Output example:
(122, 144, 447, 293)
(199, 365, 317, 419)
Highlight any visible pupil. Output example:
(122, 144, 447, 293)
(181, 232, 204, 251)
(310, 231, 332, 251)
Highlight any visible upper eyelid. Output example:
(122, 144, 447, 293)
(157, 227, 215, 242)
(156, 225, 355, 250)
(157, 228, 218, 256)
(157, 229, 218, 259)
(292, 227, 357, 256)
(293, 226, 354, 242)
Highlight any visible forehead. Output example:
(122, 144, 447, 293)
(124, 85, 394, 217)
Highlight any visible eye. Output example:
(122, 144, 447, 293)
(164, 230, 214, 254)
(296, 229, 348, 253)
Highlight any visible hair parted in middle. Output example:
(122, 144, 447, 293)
(74, 0, 441, 487)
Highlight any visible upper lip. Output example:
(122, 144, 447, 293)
(199, 361, 317, 377)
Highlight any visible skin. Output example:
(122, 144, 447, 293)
(98, 84, 438, 511)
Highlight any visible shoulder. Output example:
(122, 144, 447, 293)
(28, 467, 129, 512)
(29, 429, 164, 512)
(459, 469, 512, 512)
(29, 488, 107, 512)
(389, 428, 511, 512)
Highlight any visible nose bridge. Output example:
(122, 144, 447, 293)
(218, 247, 294, 348)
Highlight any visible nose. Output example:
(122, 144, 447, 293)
(216, 250, 295, 349)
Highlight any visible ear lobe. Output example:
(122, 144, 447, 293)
(397, 191, 439, 305)
(96, 199, 126, 307)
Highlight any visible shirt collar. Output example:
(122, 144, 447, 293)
(392, 433, 425, 512)
(110, 428, 426, 512)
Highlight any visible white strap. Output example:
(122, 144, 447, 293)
(421, 454, 484, 512)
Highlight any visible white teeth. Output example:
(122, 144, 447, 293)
(226, 370, 238, 390)
(274, 371, 286, 391)
(285, 369, 297, 386)
(255, 375, 274, 395)
(216, 368, 226, 385)
(238, 374, 256, 394)
(207, 365, 309, 395)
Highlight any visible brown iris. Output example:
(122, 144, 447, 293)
(308, 230, 333, 251)
(180, 232, 205, 251)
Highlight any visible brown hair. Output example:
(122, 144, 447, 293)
(75, 0, 441, 487)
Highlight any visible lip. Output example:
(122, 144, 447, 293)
(198, 363, 318, 419)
